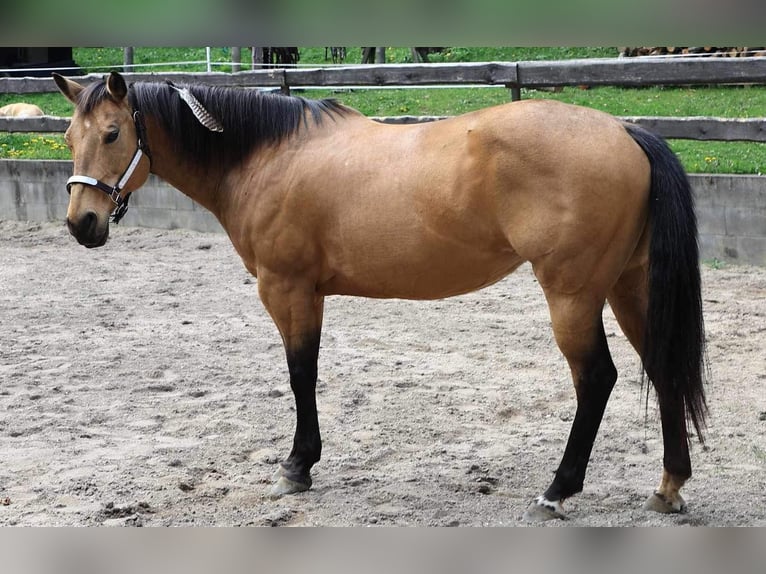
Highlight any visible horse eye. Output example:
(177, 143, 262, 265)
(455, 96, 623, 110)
(105, 129, 119, 144)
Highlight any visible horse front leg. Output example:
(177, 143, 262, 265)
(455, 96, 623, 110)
(257, 274, 325, 499)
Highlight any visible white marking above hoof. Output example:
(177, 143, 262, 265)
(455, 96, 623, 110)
(522, 496, 567, 522)
(643, 491, 687, 514)
(265, 475, 310, 500)
(265, 465, 311, 500)
(271, 465, 287, 482)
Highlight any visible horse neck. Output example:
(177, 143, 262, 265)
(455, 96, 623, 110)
(143, 116, 224, 215)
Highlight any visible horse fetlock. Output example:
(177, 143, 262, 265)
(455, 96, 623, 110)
(275, 458, 315, 480)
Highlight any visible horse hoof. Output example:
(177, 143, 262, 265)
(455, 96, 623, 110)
(265, 465, 311, 500)
(522, 496, 567, 522)
(643, 492, 687, 514)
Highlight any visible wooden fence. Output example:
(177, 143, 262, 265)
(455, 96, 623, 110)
(2, 57, 766, 141)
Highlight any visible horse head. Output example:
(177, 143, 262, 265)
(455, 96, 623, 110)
(53, 71, 151, 248)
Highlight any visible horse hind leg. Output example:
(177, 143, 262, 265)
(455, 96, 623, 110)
(524, 291, 618, 521)
(607, 264, 692, 514)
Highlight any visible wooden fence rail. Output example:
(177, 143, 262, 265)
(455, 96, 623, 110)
(2, 57, 766, 141)
(3, 57, 766, 93)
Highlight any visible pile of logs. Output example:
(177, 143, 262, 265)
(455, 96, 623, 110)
(620, 47, 766, 57)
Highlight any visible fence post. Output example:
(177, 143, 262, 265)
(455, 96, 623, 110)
(507, 83, 522, 101)
(280, 70, 290, 95)
(123, 47, 134, 73)
(251, 47, 264, 69)
(231, 47, 241, 73)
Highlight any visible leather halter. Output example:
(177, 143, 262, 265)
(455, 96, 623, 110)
(66, 107, 151, 224)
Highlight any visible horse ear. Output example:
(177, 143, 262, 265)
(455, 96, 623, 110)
(52, 73, 83, 104)
(105, 71, 128, 102)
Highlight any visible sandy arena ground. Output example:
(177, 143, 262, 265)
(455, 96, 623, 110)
(0, 219, 764, 526)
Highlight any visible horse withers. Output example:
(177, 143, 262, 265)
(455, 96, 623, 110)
(53, 71, 707, 521)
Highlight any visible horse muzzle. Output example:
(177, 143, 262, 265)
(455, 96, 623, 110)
(66, 211, 109, 248)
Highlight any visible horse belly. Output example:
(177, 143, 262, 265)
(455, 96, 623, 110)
(318, 236, 522, 300)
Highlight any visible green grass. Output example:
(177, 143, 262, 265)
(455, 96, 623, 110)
(2, 46, 765, 174)
(0, 133, 68, 159)
(703, 258, 726, 270)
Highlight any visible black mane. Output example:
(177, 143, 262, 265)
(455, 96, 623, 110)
(76, 79, 351, 171)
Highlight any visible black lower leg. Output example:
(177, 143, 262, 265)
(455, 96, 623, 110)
(281, 332, 322, 485)
(544, 329, 617, 502)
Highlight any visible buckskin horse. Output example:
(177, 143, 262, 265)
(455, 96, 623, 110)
(53, 71, 707, 521)
(0, 102, 44, 117)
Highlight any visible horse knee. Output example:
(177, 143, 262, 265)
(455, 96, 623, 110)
(545, 465, 586, 501)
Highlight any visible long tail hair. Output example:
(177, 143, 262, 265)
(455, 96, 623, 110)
(623, 122, 708, 443)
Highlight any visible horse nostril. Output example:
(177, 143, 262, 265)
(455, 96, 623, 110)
(67, 211, 104, 246)
(66, 216, 84, 236)
(68, 211, 98, 234)
(81, 211, 98, 233)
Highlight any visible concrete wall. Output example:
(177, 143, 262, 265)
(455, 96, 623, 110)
(694, 175, 766, 266)
(2, 160, 765, 266)
(0, 160, 222, 234)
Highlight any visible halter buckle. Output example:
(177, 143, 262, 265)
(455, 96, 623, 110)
(110, 195, 131, 224)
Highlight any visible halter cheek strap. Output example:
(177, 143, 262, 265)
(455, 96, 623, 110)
(66, 110, 150, 224)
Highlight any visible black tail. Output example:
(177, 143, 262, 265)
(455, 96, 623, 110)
(623, 123, 708, 443)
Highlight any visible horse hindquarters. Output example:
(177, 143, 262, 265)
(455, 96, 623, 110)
(524, 122, 706, 520)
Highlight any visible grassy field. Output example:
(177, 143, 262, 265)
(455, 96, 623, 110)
(1, 47, 765, 174)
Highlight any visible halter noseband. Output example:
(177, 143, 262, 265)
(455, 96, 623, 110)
(66, 107, 151, 224)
